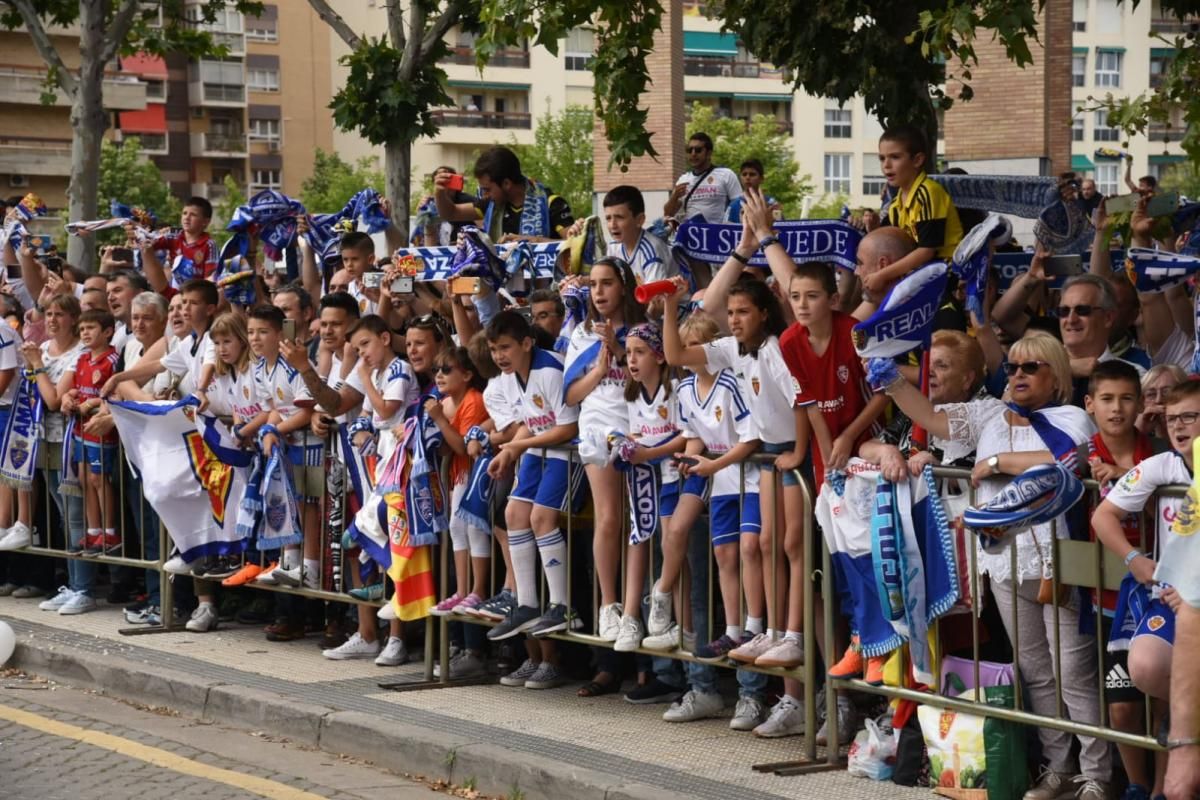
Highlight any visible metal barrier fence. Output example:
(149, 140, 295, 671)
(0, 426, 1172, 776)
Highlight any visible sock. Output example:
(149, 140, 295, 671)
(87, 528, 100, 538)
(725, 625, 743, 640)
(536, 529, 567, 606)
(784, 630, 802, 643)
(103, 528, 116, 538)
(745, 616, 764, 635)
(282, 547, 301, 569)
(199, 601, 215, 610)
(509, 529, 537, 607)
(304, 558, 320, 579)
(766, 628, 777, 640)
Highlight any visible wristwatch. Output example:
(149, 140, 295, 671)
(987, 455, 1001, 475)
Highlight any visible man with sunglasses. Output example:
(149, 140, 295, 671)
(663, 133, 742, 225)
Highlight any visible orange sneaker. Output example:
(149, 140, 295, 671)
(865, 655, 887, 686)
(222, 562, 264, 587)
(828, 637, 864, 679)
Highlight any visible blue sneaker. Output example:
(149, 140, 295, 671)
(695, 632, 750, 662)
(486, 604, 540, 641)
(1119, 785, 1151, 800)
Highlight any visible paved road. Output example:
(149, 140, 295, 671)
(0, 674, 460, 800)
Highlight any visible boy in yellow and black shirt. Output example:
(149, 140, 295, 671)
(861, 124, 963, 296)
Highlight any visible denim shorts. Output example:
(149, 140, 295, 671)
(759, 441, 801, 488)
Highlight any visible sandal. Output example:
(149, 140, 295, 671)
(577, 677, 620, 697)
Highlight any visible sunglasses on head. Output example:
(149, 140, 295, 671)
(1055, 304, 1095, 318)
(408, 313, 449, 336)
(1003, 360, 1050, 377)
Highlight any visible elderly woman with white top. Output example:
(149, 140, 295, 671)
(883, 330, 1111, 800)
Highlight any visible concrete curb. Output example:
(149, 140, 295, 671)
(11, 640, 696, 800)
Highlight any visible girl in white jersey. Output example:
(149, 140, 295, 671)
(564, 257, 647, 641)
(610, 323, 686, 652)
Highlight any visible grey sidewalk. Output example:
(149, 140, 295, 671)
(0, 596, 928, 800)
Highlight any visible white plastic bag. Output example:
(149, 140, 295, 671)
(847, 717, 898, 780)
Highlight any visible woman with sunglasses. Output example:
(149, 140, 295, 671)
(882, 330, 1111, 800)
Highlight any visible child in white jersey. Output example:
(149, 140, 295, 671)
(564, 256, 647, 642)
(611, 323, 686, 652)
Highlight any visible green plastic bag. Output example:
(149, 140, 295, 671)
(983, 684, 1027, 800)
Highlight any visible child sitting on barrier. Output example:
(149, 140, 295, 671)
(427, 346, 490, 617)
(1091, 371, 1196, 800)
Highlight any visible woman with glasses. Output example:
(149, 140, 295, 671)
(1138, 364, 1187, 442)
(883, 330, 1111, 800)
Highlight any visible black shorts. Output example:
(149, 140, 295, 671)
(489, 476, 514, 532)
(1101, 616, 1146, 705)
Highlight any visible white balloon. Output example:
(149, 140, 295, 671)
(0, 620, 14, 666)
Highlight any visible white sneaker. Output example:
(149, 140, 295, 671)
(0, 582, 17, 596)
(815, 698, 857, 746)
(598, 602, 622, 641)
(163, 555, 196, 575)
(375, 636, 408, 666)
(730, 696, 768, 731)
(185, 603, 218, 632)
(646, 589, 673, 637)
(272, 565, 302, 587)
(57, 592, 97, 615)
(754, 696, 805, 738)
(0, 522, 31, 551)
(662, 690, 725, 723)
(39, 586, 75, 611)
(253, 564, 280, 585)
(323, 632, 381, 661)
(613, 615, 644, 652)
(302, 567, 320, 591)
(377, 599, 397, 620)
(641, 623, 685, 652)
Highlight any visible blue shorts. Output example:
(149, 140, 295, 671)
(710, 493, 762, 546)
(1133, 599, 1176, 647)
(680, 474, 709, 499)
(660, 482, 681, 518)
(73, 437, 118, 476)
(759, 441, 801, 488)
(512, 453, 573, 511)
(0, 406, 9, 432)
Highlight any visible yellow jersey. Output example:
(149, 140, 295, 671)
(887, 171, 963, 260)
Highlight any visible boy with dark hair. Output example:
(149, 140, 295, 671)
(1083, 358, 1160, 800)
(133, 196, 219, 294)
(483, 310, 581, 689)
(433, 145, 573, 243)
(61, 309, 121, 565)
(726, 159, 779, 223)
(1092, 379, 1200, 800)
(864, 124, 963, 295)
(602, 185, 679, 287)
(339, 231, 379, 316)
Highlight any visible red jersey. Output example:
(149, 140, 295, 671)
(72, 347, 120, 444)
(779, 311, 881, 484)
(154, 231, 220, 281)
(1088, 431, 1154, 613)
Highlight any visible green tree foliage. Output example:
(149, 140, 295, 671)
(685, 103, 812, 218)
(806, 193, 851, 220)
(300, 149, 387, 214)
(212, 176, 247, 248)
(915, 0, 1200, 167)
(510, 105, 595, 219)
(98, 137, 181, 231)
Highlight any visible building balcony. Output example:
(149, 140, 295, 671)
(190, 132, 248, 157)
(431, 109, 532, 129)
(1148, 124, 1187, 142)
(0, 136, 72, 176)
(0, 65, 146, 110)
(190, 182, 232, 200)
(1150, 17, 1200, 33)
(683, 56, 778, 79)
(187, 81, 246, 107)
(441, 46, 530, 68)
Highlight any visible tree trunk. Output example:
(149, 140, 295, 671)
(385, 139, 411, 244)
(67, 1, 109, 273)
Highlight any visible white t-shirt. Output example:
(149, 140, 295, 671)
(607, 231, 678, 286)
(41, 339, 85, 442)
(483, 374, 521, 433)
(627, 379, 682, 483)
(111, 321, 130, 354)
(345, 356, 418, 431)
(253, 354, 312, 428)
(673, 167, 743, 224)
(678, 369, 760, 497)
(1105, 451, 1191, 566)
(160, 329, 213, 398)
(1152, 326, 1195, 370)
(702, 335, 796, 445)
(565, 324, 629, 436)
(348, 279, 378, 316)
(505, 348, 579, 459)
(0, 324, 22, 406)
(324, 352, 361, 424)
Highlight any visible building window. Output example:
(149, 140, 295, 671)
(1072, 53, 1086, 87)
(1096, 162, 1120, 195)
(824, 153, 851, 194)
(824, 106, 852, 139)
(1073, 0, 1087, 30)
(246, 23, 277, 41)
(132, 133, 167, 153)
(249, 118, 281, 142)
(1150, 52, 1173, 87)
(1072, 116, 1085, 142)
(247, 68, 279, 92)
(565, 27, 594, 71)
(1094, 110, 1120, 142)
(1095, 49, 1122, 88)
(251, 169, 281, 190)
(861, 154, 885, 197)
(144, 79, 166, 100)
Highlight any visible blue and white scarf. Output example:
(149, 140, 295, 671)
(395, 415, 447, 548)
(852, 260, 949, 358)
(928, 174, 1058, 219)
(675, 218, 861, 271)
(563, 324, 628, 398)
(446, 227, 511, 292)
(0, 194, 47, 253)
(456, 426, 494, 532)
(608, 429, 676, 545)
(59, 415, 82, 496)
(1035, 193, 1090, 253)
(483, 178, 550, 240)
(1124, 247, 1200, 293)
(226, 189, 307, 262)
(392, 240, 561, 286)
(66, 200, 158, 241)
(561, 284, 590, 339)
(254, 447, 303, 550)
(952, 212, 1013, 318)
(337, 424, 374, 506)
(0, 373, 42, 489)
(1005, 402, 1092, 474)
(964, 462, 1085, 553)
